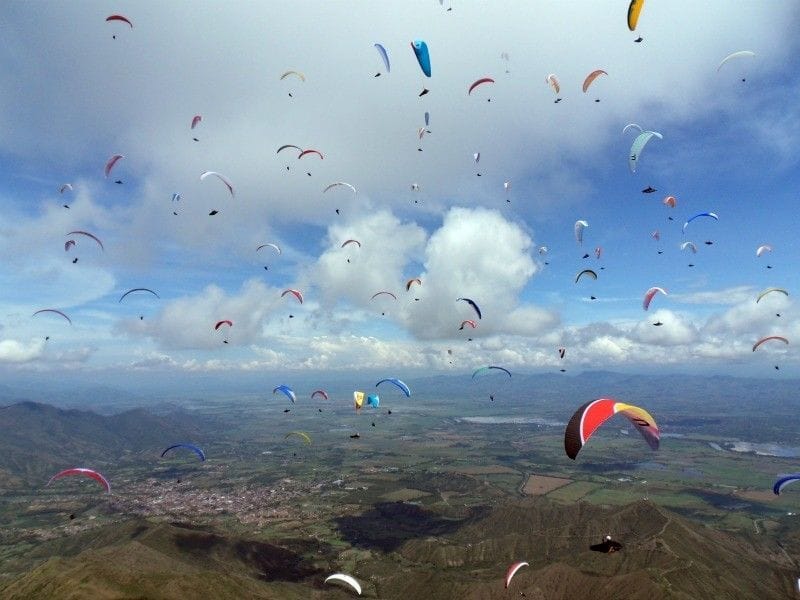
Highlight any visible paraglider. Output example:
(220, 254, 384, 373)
(200, 171, 235, 198)
(277, 144, 302, 156)
(582, 70, 607, 99)
(59, 183, 73, 194)
(622, 123, 642, 135)
(325, 573, 361, 596)
(341, 239, 361, 248)
(367, 394, 380, 408)
(545, 73, 561, 101)
(756, 245, 772, 257)
(161, 443, 205, 461)
(643, 287, 667, 311)
(459, 320, 477, 330)
(558, 347, 566, 359)
(680, 241, 697, 254)
(281, 289, 303, 304)
(214, 320, 233, 331)
(457, 297, 482, 319)
(274, 384, 297, 403)
(374, 43, 390, 75)
(104, 154, 124, 178)
(66, 230, 104, 251)
(682, 212, 718, 234)
(376, 378, 411, 397)
(47, 468, 110, 494)
(406, 278, 421, 291)
(311, 390, 328, 400)
(353, 391, 365, 411)
(411, 40, 431, 77)
(370, 291, 397, 301)
(33, 309, 72, 325)
(574, 220, 589, 244)
(279, 70, 306, 82)
(505, 561, 529, 589)
(642, 186, 656, 194)
(564, 398, 659, 459)
(191, 115, 202, 130)
(575, 269, 597, 283)
(663, 195, 677, 208)
(629, 131, 662, 173)
(752, 336, 788, 352)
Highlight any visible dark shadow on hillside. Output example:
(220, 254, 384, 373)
(234, 540, 322, 582)
(335, 501, 489, 552)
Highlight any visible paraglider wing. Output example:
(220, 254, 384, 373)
(682, 212, 718, 234)
(161, 443, 205, 461)
(663, 195, 677, 208)
(622, 123, 643, 135)
(627, 0, 645, 31)
(353, 391, 365, 410)
(574, 220, 589, 244)
(374, 43, 390, 72)
(277, 144, 303, 155)
(214, 319, 233, 330)
(67, 230, 104, 250)
(47, 468, 110, 493)
(325, 573, 362, 595)
(298, 149, 324, 160)
(411, 40, 431, 77)
(285, 431, 312, 445)
(311, 389, 329, 400)
(756, 245, 772, 257)
(279, 70, 306, 81)
(629, 131, 662, 173)
(468, 77, 495, 95)
(281, 289, 304, 304)
(643, 286, 667, 310)
(191, 115, 202, 129)
(582, 70, 607, 93)
(33, 309, 72, 325)
(64, 240, 75, 252)
(273, 384, 297, 403)
(756, 288, 788, 303)
(341, 239, 361, 248)
(106, 14, 133, 28)
(256, 243, 281, 255)
(370, 291, 397, 301)
(752, 336, 789, 352)
(717, 50, 755, 72)
(104, 154, 124, 177)
(564, 398, 659, 460)
(472, 366, 512, 379)
(575, 269, 597, 283)
(545, 73, 560, 94)
(457, 297, 482, 319)
(59, 183, 73, 194)
(406, 278, 422, 291)
(200, 171, 235, 198)
(505, 561, 529, 589)
(680, 241, 697, 254)
(119, 288, 160, 303)
(323, 182, 357, 195)
(376, 378, 411, 397)
(774, 474, 800, 495)
(459, 320, 477, 330)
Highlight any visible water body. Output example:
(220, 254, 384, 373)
(457, 416, 565, 427)
(728, 441, 800, 458)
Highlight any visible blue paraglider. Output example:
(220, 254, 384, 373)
(367, 394, 380, 408)
(161, 443, 206, 461)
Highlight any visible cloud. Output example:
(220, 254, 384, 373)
(0, 339, 45, 363)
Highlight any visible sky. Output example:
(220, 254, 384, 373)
(0, 1, 798, 386)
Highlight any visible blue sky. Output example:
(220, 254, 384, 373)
(0, 1, 798, 383)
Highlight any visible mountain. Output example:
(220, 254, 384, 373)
(3, 498, 795, 599)
(0, 402, 208, 486)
